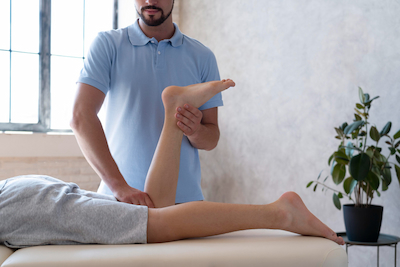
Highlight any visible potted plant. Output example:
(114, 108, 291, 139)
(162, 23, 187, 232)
(307, 87, 400, 242)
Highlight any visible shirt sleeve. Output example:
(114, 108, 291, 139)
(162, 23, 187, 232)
(77, 32, 114, 95)
(199, 51, 224, 111)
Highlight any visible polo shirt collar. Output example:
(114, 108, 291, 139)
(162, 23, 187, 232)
(128, 19, 183, 47)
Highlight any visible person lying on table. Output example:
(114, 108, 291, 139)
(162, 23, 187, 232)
(0, 80, 344, 247)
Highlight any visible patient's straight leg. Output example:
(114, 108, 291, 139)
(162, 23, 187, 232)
(147, 192, 345, 245)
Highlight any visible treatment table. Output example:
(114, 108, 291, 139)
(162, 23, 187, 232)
(0, 229, 347, 267)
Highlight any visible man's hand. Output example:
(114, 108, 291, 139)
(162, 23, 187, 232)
(175, 106, 220, 151)
(175, 104, 203, 136)
(114, 185, 155, 208)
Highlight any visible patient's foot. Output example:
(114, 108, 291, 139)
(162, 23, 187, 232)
(162, 79, 235, 109)
(274, 192, 345, 245)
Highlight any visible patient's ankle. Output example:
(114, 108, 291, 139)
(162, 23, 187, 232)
(162, 86, 185, 110)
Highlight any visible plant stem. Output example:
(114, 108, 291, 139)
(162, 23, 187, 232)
(312, 181, 353, 201)
(363, 106, 369, 152)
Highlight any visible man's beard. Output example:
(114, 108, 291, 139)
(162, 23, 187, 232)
(137, 3, 174, 27)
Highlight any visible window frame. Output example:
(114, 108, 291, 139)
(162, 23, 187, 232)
(0, 0, 118, 133)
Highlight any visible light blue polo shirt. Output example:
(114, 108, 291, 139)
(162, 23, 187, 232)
(78, 20, 223, 203)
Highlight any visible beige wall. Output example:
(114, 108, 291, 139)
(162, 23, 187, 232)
(0, 157, 99, 191)
(0, 133, 99, 190)
(179, 1, 400, 266)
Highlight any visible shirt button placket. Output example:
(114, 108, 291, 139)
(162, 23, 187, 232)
(156, 43, 165, 69)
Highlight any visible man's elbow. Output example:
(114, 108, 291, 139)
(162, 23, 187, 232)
(70, 108, 88, 132)
(69, 112, 80, 132)
(203, 129, 220, 151)
(204, 139, 219, 151)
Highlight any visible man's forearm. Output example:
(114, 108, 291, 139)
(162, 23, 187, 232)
(187, 123, 220, 151)
(70, 113, 128, 193)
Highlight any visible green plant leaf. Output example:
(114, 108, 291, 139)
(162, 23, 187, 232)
(328, 154, 334, 166)
(335, 127, 344, 138)
(395, 165, 400, 187)
(364, 96, 379, 106)
(343, 177, 357, 195)
(354, 114, 362, 121)
(345, 142, 355, 158)
(356, 103, 364, 109)
(358, 131, 367, 137)
(338, 192, 343, 198)
(332, 164, 346, 185)
(358, 87, 365, 104)
(376, 190, 381, 197)
(366, 171, 380, 190)
(394, 129, 400, 140)
(313, 184, 318, 192)
(333, 193, 341, 210)
(354, 108, 365, 117)
(371, 165, 381, 178)
(364, 93, 370, 103)
(334, 150, 350, 165)
(396, 155, 400, 165)
(349, 153, 371, 181)
(389, 147, 396, 155)
(394, 140, 400, 148)
(330, 160, 336, 175)
(306, 181, 313, 188)
(395, 140, 400, 148)
(317, 170, 323, 180)
(374, 150, 385, 164)
(370, 126, 380, 142)
(382, 166, 392, 186)
(366, 147, 374, 158)
(382, 179, 388, 191)
(344, 121, 364, 135)
(380, 121, 392, 136)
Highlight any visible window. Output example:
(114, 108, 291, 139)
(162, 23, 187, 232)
(0, 0, 117, 132)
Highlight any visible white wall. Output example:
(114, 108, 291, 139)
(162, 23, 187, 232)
(118, 0, 137, 28)
(180, 1, 400, 266)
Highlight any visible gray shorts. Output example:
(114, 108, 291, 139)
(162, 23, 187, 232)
(0, 175, 148, 248)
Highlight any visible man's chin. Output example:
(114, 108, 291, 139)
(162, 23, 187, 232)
(142, 18, 165, 27)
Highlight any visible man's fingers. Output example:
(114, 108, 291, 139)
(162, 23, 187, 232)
(144, 195, 155, 208)
(130, 199, 140, 205)
(176, 113, 194, 127)
(177, 121, 192, 135)
(184, 104, 202, 117)
(177, 105, 202, 120)
(177, 106, 198, 121)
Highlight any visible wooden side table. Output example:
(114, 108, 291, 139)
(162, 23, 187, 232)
(337, 232, 400, 267)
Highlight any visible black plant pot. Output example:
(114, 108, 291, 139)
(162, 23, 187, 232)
(343, 204, 383, 242)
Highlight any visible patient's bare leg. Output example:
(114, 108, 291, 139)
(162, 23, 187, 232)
(144, 79, 344, 245)
(144, 79, 235, 208)
(148, 192, 345, 245)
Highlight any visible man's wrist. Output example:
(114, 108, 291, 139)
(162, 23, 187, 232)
(187, 123, 219, 151)
(104, 174, 129, 194)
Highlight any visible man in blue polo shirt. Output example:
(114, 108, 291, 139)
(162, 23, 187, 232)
(71, 0, 223, 207)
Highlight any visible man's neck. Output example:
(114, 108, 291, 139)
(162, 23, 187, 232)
(138, 18, 175, 42)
